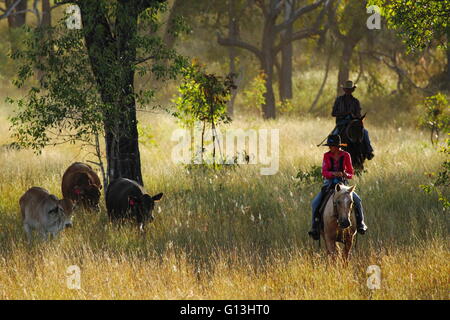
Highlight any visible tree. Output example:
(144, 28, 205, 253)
(328, 0, 368, 95)
(419, 93, 450, 145)
(218, 0, 329, 119)
(2, 0, 27, 28)
(370, 0, 450, 89)
(8, 0, 187, 188)
(174, 62, 234, 165)
(421, 134, 450, 210)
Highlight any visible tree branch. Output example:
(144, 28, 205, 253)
(326, 0, 345, 41)
(50, 0, 75, 11)
(217, 35, 263, 61)
(275, 0, 326, 33)
(0, 0, 23, 20)
(274, 1, 328, 53)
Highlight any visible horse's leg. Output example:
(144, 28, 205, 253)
(343, 231, 355, 261)
(324, 231, 337, 257)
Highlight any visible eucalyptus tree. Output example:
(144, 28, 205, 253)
(218, 0, 329, 119)
(8, 0, 187, 187)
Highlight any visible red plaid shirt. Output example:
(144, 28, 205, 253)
(322, 150, 354, 180)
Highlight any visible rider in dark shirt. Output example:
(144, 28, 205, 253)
(331, 80, 374, 160)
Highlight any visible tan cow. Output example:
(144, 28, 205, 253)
(19, 187, 74, 242)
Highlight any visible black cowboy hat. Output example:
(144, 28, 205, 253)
(323, 134, 347, 147)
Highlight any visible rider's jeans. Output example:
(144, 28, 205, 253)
(363, 129, 373, 153)
(311, 179, 364, 225)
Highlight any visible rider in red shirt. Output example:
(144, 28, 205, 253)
(308, 134, 368, 240)
(322, 150, 354, 180)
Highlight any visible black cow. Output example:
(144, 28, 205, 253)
(106, 178, 163, 231)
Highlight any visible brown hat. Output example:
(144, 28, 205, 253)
(341, 80, 357, 89)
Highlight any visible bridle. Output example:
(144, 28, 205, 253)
(332, 191, 354, 222)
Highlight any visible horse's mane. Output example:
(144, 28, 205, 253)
(334, 184, 356, 199)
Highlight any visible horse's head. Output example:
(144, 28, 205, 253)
(333, 184, 355, 229)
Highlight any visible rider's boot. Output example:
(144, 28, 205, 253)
(308, 209, 321, 240)
(354, 206, 368, 235)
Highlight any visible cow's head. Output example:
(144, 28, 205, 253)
(128, 192, 163, 231)
(59, 198, 76, 217)
(73, 183, 101, 211)
(49, 202, 73, 232)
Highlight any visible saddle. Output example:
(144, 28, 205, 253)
(317, 185, 334, 230)
(317, 184, 346, 243)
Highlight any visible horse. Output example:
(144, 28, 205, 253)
(339, 115, 366, 171)
(321, 183, 357, 261)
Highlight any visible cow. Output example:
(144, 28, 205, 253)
(61, 162, 102, 211)
(106, 178, 163, 231)
(19, 187, 74, 242)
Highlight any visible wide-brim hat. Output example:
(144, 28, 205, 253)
(323, 134, 347, 147)
(341, 80, 357, 89)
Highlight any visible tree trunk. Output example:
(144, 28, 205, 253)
(6, 0, 27, 28)
(261, 15, 277, 119)
(6, 0, 27, 52)
(446, 27, 450, 89)
(337, 40, 356, 95)
(80, 0, 144, 187)
(227, 0, 239, 118)
(163, 0, 182, 50)
(36, 0, 51, 82)
(279, 0, 294, 102)
(41, 0, 51, 27)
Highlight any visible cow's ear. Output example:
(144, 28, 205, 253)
(128, 196, 138, 207)
(73, 186, 83, 195)
(335, 184, 341, 192)
(152, 193, 163, 202)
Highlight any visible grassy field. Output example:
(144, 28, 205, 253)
(0, 106, 448, 300)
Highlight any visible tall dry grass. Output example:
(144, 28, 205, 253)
(0, 106, 448, 299)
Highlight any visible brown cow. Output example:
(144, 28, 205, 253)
(20, 187, 74, 242)
(62, 162, 102, 211)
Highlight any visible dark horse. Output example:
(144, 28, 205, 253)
(338, 114, 367, 171)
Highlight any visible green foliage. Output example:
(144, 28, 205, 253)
(173, 61, 235, 166)
(421, 134, 450, 210)
(7, 2, 187, 153)
(277, 99, 295, 115)
(241, 71, 266, 112)
(418, 93, 450, 145)
(370, 0, 450, 52)
(7, 24, 104, 151)
(137, 124, 156, 147)
(173, 61, 234, 128)
(295, 165, 323, 187)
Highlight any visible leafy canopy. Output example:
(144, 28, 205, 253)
(369, 0, 450, 52)
(8, 1, 188, 152)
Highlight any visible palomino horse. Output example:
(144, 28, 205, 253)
(321, 183, 357, 260)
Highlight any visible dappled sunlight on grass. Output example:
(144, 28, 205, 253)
(0, 111, 448, 299)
